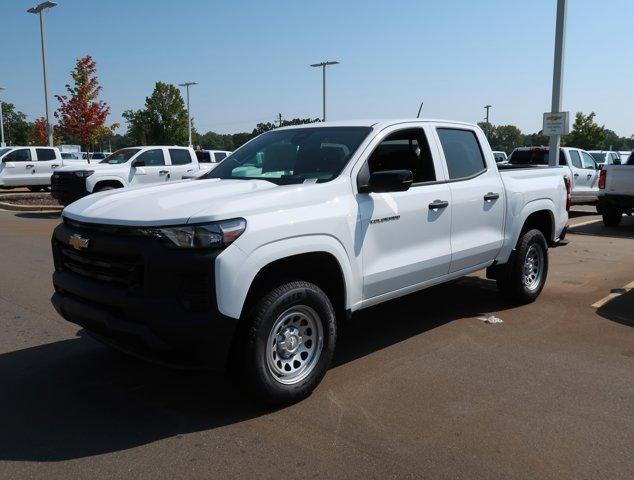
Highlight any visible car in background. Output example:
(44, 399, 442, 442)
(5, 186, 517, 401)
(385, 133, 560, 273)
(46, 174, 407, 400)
(507, 146, 599, 204)
(88, 152, 111, 161)
(589, 151, 621, 168)
(597, 159, 634, 226)
(492, 151, 507, 163)
(195, 149, 232, 168)
(618, 151, 632, 164)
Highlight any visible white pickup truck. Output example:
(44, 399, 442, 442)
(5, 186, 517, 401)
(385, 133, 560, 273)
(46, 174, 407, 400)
(597, 157, 634, 226)
(507, 146, 600, 204)
(51, 146, 205, 205)
(50, 119, 569, 404)
(0, 146, 87, 191)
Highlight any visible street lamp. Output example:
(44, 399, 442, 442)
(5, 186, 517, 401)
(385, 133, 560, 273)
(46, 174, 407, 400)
(178, 82, 197, 147)
(484, 104, 492, 124)
(27, 1, 57, 147)
(483, 104, 492, 139)
(310, 60, 339, 122)
(0, 87, 5, 147)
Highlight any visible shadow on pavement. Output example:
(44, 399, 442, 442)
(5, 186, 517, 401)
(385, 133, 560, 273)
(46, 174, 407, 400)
(0, 276, 513, 461)
(569, 215, 634, 239)
(14, 211, 62, 220)
(568, 209, 597, 218)
(596, 289, 634, 327)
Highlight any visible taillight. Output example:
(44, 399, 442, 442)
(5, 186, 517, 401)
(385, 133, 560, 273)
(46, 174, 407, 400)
(598, 169, 606, 189)
(564, 176, 572, 211)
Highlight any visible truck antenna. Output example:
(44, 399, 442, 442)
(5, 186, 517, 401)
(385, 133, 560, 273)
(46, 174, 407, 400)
(417, 101, 424, 118)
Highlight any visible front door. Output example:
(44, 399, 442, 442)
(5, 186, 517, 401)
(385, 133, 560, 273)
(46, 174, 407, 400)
(1, 148, 35, 186)
(358, 126, 452, 300)
(580, 150, 600, 199)
(130, 148, 170, 185)
(567, 149, 589, 201)
(434, 127, 505, 273)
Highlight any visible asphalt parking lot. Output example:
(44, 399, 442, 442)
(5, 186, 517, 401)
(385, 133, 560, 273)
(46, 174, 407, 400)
(0, 206, 632, 480)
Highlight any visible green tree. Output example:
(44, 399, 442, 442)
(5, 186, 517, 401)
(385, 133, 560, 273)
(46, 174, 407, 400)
(566, 112, 606, 150)
(1, 103, 32, 145)
(123, 82, 188, 145)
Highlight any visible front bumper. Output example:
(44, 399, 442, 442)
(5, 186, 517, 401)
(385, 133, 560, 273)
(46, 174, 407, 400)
(51, 219, 239, 368)
(51, 172, 89, 204)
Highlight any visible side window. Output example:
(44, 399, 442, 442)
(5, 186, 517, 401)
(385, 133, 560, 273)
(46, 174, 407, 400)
(581, 152, 596, 169)
(437, 128, 486, 180)
(136, 149, 165, 166)
(196, 151, 211, 163)
(214, 152, 227, 162)
(4, 148, 32, 162)
(169, 149, 192, 165)
(367, 128, 435, 183)
(36, 148, 56, 161)
(569, 150, 582, 169)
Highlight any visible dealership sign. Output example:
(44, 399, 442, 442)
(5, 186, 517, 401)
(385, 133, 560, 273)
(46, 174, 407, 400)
(542, 111, 570, 135)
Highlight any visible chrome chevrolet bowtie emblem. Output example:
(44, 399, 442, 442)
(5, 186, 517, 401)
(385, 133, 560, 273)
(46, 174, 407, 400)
(69, 234, 90, 250)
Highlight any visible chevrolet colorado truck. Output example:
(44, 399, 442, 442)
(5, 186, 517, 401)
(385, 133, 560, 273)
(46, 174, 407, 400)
(51, 146, 203, 205)
(51, 119, 569, 404)
(597, 158, 634, 226)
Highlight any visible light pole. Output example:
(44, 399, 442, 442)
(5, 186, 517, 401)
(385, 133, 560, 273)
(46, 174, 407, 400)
(484, 104, 492, 139)
(28, 1, 57, 147)
(0, 87, 5, 147)
(310, 61, 339, 122)
(548, 0, 567, 166)
(178, 82, 197, 147)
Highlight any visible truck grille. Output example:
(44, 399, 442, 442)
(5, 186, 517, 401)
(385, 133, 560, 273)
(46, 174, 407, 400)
(56, 241, 144, 289)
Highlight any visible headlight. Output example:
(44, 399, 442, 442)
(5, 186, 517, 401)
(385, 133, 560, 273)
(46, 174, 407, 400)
(140, 218, 246, 249)
(74, 170, 94, 178)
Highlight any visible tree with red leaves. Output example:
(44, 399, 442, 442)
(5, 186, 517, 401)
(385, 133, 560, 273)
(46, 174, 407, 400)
(29, 117, 48, 145)
(55, 55, 110, 149)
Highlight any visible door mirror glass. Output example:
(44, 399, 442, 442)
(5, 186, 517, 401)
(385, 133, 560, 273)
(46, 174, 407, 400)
(132, 159, 146, 167)
(365, 169, 413, 193)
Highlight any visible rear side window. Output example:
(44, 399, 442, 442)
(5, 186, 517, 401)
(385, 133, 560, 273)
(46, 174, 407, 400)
(214, 152, 228, 162)
(368, 128, 435, 183)
(169, 149, 192, 165)
(136, 149, 166, 166)
(4, 148, 31, 162)
(569, 151, 582, 168)
(36, 148, 56, 161)
(437, 129, 486, 179)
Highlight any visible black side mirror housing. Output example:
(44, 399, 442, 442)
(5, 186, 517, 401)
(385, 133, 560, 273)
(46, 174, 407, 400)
(360, 169, 413, 193)
(132, 159, 145, 167)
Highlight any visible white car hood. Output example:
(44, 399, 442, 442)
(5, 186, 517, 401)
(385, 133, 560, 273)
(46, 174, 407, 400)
(63, 178, 278, 226)
(55, 162, 127, 173)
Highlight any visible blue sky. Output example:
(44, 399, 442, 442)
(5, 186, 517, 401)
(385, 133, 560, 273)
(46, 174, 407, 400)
(2, 0, 633, 136)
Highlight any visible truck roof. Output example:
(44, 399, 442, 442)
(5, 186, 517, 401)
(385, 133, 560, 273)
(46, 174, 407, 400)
(276, 118, 479, 131)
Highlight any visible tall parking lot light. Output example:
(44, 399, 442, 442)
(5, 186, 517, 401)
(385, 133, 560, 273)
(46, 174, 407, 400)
(548, 0, 567, 167)
(27, 1, 57, 147)
(178, 82, 197, 148)
(0, 87, 5, 147)
(310, 61, 339, 122)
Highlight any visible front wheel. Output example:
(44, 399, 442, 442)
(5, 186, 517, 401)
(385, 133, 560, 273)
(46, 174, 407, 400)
(497, 229, 549, 303)
(236, 281, 336, 404)
(602, 209, 622, 227)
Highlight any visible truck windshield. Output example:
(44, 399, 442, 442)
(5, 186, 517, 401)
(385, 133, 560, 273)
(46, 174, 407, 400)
(202, 127, 372, 185)
(589, 152, 606, 164)
(100, 148, 141, 164)
(0, 147, 12, 158)
(508, 149, 565, 165)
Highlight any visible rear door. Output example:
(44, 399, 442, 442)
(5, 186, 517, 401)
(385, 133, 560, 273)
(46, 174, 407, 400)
(130, 148, 170, 185)
(34, 148, 60, 185)
(168, 148, 196, 179)
(434, 126, 505, 273)
(1, 148, 35, 186)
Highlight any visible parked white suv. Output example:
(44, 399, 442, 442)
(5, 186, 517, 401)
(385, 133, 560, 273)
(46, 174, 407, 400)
(0, 146, 87, 191)
(507, 146, 600, 203)
(51, 146, 203, 205)
(51, 120, 569, 404)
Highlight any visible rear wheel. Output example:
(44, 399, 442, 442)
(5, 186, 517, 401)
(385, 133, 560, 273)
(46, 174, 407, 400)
(235, 280, 336, 404)
(497, 229, 549, 303)
(94, 185, 116, 193)
(602, 209, 622, 227)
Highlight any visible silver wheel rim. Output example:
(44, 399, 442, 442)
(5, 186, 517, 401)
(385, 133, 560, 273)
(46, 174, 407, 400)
(266, 305, 324, 385)
(523, 244, 544, 291)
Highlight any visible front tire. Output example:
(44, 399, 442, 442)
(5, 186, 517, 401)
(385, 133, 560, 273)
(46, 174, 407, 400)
(27, 186, 44, 192)
(236, 281, 336, 404)
(602, 209, 622, 227)
(497, 229, 549, 303)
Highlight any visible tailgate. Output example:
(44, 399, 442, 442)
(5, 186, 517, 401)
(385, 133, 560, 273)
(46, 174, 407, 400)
(605, 166, 634, 195)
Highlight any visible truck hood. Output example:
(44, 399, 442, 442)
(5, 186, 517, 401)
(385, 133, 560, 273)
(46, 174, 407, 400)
(63, 178, 279, 226)
(55, 162, 126, 173)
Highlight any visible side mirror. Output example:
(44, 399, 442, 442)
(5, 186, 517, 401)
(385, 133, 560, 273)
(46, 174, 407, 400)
(614, 159, 621, 165)
(362, 169, 413, 193)
(132, 158, 145, 167)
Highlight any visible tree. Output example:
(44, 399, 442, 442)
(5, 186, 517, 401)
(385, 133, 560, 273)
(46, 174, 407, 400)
(0, 103, 31, 145)
(566, 112, 606, 150)
(29, 117, 48, 145)
(55, 55, 110, 150)
(491, 125, 524, 153)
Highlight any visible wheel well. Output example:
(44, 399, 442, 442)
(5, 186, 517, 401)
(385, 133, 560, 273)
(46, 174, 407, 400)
(93, 180, 124, 192)
(241, 252, 346, 320)
(521, 210, 553, 242)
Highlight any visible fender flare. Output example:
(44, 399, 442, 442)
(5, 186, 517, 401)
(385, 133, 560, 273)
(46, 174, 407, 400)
(215, 235, 357, 319)
(89, 176, 126, 192)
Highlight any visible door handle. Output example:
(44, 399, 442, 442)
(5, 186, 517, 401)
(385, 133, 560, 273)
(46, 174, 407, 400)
(51, 164, 60, 168)
(586, 173, 592, 178)
(573, 173, 579, 177)
(484, 192, 500, 201)
(26, 164, 34, 168)
(159, 170, 169, 175)
(428, 200, 449, 210)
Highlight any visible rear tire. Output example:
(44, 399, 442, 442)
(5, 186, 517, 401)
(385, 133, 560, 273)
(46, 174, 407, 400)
(602, 209, 622, 227)
(27, 186, 44, 192)
(497, 229, 549, 303)
(235, 280, 336, 405)
(94, 185, 116, 193)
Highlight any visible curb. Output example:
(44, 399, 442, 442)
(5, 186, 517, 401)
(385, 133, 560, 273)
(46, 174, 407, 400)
(0, 201, 63, 212)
